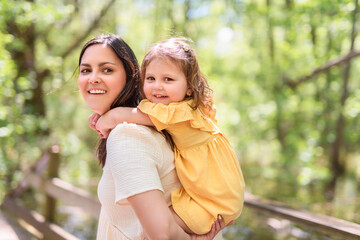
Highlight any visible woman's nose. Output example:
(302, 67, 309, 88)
(89, 73, 100, 84)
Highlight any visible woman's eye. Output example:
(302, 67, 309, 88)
(80, 69, 90, 73)
(104, 68, 113, 73)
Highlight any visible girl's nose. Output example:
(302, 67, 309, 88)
(154, 80, 163, 89)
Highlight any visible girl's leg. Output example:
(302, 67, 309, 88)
(169, 206, 193, 234)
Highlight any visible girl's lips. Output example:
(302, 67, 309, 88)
(153, 94, 167, 98)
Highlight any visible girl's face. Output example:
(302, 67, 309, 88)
(143, 58, 191, 105)
(78, 44, 126, 115)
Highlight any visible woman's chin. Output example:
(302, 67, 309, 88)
(89, 107, 107, 115)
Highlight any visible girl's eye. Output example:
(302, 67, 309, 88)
(104, 68, 113, 73)
(146, 76, 155, 81)
(165, 77, 173, 81)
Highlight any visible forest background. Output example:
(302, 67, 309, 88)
(0, 0, 359, 239)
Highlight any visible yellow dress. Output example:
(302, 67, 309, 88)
(138, 99, 245, 234)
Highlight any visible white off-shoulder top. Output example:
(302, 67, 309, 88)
(96, 123, 181, 240)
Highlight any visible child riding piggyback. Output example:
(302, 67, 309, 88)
(92, 37, 245, 235)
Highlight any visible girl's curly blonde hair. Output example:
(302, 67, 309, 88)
(140, 37, 213, 111)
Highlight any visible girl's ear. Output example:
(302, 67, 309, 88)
(186, 88, 192, 96)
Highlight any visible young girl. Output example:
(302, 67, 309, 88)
(91, 37, 245, 235)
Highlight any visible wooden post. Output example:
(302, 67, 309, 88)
(45, 145, 60, 222)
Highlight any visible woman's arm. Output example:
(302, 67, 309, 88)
(96, 107, 154, 138)
(128, 190, 227, 240)
(108, 125, 228, 239)
(128, 189, 190, 240)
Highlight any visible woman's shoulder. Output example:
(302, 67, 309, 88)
(108, 123, 170, 150)
(106, 123, 174, 172)
(109, 123, 160, 140)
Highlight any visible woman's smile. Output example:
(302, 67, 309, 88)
(88, 88, 108, 95)
(78, 44, 126, 115)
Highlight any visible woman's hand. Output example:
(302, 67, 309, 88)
(190, 217, 234, 240)
(143, 218, 234, 240)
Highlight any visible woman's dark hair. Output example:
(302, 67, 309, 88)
(79, 34, 140, 167)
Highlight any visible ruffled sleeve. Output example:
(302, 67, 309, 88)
(199, 104, 217, 124)
(138, 99, 194, 131)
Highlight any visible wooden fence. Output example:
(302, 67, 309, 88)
(1, 148, 360, 240)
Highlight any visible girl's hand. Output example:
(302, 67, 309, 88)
(88, 112, 100, 131)
(95, 110, 119, 139)
(95, 115, 112, 139)
(190, 216, 234, 240)
(88, 113, 104, 138)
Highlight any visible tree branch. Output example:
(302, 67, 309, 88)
(42, 11, 78, 42)
(284, 49, 360, 89)
(60, 0, 116, 59)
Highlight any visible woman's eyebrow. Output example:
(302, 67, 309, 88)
(99, 62, 116, 66)
(80, 62, 116, 67)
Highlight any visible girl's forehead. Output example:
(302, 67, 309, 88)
(148, 56, 180, 67)
(146, 57, 184, 73)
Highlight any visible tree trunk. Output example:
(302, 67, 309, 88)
(7, 10, 47, 118)
(266, 0, 274, 61)
(320, 29, 334, 150)
(326, 0, 358, 200)
(182, 0, 190, 37)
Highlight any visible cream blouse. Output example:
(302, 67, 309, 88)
(96, 123, 181, 240)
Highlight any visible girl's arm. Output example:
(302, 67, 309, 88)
(96, 107, 154, 138)
(127, 189, 226, 240)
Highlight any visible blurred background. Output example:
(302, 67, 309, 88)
(0, 0, 359, 239)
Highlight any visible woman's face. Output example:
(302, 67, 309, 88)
(78, 44, 126, 115)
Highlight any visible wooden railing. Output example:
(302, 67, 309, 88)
(245, 193, 360, 239)
(1, 147, 80, 240)
(1, 148, 360, 240)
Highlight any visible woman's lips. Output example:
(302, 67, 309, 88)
(88, 89, 107, 94)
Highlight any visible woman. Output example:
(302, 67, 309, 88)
(77, 34, 227, 239)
